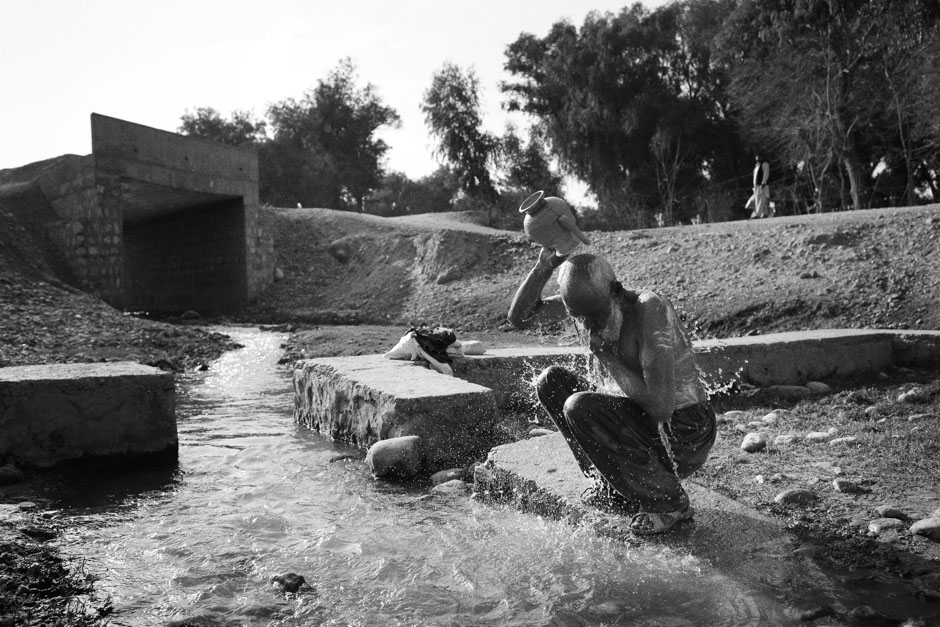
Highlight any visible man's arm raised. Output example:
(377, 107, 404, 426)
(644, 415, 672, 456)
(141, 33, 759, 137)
(507, 247, 568, 329)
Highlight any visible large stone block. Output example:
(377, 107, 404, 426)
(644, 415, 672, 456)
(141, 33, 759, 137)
(695, 330, 895, 387)
(293, 356, 498, 470)
(0, 362, 176, 467)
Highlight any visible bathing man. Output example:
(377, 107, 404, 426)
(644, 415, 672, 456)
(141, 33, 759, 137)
(507, 248, 716, 534)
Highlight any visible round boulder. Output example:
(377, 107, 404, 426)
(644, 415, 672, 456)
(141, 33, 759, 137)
(741, 432, 767, 453)
(774, 488, 819, 505)
(366, 436, 423, 479)
(910, 517, 940, 541)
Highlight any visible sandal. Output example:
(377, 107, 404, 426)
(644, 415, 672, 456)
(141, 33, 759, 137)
(629, 507, 694, 535)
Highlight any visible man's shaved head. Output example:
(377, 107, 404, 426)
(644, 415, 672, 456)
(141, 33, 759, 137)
(558, 254, 618, 319)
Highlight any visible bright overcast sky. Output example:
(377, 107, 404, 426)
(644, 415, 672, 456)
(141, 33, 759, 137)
(1, 0, 669, 180)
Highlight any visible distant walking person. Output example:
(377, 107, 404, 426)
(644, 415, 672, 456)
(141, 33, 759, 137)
(749, 155, 772, 218)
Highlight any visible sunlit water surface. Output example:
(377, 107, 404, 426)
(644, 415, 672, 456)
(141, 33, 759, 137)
(32, 327, 881, 626)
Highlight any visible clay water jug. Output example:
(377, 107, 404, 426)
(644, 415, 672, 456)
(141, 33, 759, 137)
(519, 190, 591, 256)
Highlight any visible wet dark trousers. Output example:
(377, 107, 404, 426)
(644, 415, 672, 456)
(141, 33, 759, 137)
(535, 365, 716, 512)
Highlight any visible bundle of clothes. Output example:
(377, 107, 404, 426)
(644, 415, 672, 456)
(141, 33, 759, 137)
(383, 326, 484, 375)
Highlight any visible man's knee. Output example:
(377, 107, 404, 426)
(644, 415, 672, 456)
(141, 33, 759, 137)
(563, 390, 601, 424)
(536, 365, 580, 399)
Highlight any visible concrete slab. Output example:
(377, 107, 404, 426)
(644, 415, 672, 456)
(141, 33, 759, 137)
(695, 329, 896, 386)
(475, 431, 795, 571)
(293, 329, 940, 474)
(0, 362, 176, 468)
(293, 356, 499, 469)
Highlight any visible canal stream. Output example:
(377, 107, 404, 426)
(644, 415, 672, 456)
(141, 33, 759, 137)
(28, 327, 932, 626)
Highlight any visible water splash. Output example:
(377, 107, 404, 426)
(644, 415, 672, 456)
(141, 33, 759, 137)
(658, 422, 679, 477)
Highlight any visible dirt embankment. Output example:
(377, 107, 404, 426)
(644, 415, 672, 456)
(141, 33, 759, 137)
(242, 204, 940, 342)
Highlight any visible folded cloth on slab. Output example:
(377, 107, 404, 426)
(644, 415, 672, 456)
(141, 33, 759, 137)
(410, 326, 457, 363)
(384, 328, 455, 376)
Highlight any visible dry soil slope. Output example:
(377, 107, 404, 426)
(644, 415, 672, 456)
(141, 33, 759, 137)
(250, 204, 940, 339)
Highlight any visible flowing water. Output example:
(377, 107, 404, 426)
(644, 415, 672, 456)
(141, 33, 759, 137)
(26, 327, 929, 626)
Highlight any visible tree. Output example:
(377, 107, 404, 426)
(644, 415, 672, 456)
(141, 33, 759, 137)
(421, 62, 500, 214)
(262, 94, 338, 208)
(183, 61, 399, 210)
(502, 1, 740, 227)
(719, 0, 940, 212)
(366, 168, 459, 216)
(311, 59, 401, 211)
(178, 107, 266, 147)
(498, 125, 563, 196)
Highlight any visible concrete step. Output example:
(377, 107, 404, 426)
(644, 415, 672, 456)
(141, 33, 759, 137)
(0, 362, 176, 468)
(293, 356, 499, 469)
(292, 329, 940, 475)
(474, 430, 789, 569)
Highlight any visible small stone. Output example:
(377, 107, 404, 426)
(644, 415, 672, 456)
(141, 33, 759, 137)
(907, 413, 929, 422)
(828, 436, 858, 447)
(761, 409, 789, 424)
(864, 406, 879, 417)
(271, 572, 308, 594)
(733, 423, 749, 434)
(430, 479, 472, 495)
(430, 468, 468, 485)
(769, 384, 811, 398)
(754, 474, 764, 484)
(17, 502, 37, 511)
(898, 388, 924, 403)
(719, 410, 748, 423)
(873, 505, 907, 520)
(747, 421, 766, 428)
(328, 453, 365, 463)
(806, 381, 832, 394)
(774, 488, 819, 505)
(868, 517, 905, 534)
(741, 432, 767, 453)
(832, 478, 866, 494)
(529, 428, 555, 437)
(774, 434, 799, 446)
(805, 431, 834, 443)
(798, 606, 835, 621)
(909, 517, 940, 541)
